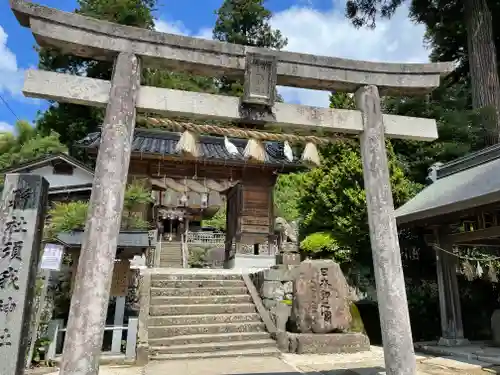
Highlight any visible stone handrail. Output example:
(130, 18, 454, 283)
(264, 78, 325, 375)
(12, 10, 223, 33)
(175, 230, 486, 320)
(11, 0, 453, 95)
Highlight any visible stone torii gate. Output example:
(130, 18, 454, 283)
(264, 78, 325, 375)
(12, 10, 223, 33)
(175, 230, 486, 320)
(10, 1, 452, 374)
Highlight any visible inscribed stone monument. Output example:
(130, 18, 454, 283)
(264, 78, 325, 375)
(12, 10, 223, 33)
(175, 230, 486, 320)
(291, 259, 352, 333)
(0, 174, 48, 375)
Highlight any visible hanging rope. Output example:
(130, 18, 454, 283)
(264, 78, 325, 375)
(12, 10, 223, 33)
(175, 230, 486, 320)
(431, 243, 500, 262)
(142, 117, 350, 145)
(431, 243, 500, 282)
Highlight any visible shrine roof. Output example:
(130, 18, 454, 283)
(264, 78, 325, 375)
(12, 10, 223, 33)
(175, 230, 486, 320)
(395, 144, 500, 226)
(56, 230, 152, 248)
(77, 128, 305, 170)
(0, 152, 94, 175)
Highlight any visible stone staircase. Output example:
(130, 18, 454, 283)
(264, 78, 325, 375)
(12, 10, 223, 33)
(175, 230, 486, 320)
(147, 272, 279, 360)
(159, 241, 183, 268)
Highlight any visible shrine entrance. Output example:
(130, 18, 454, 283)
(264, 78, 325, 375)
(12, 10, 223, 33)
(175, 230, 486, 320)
(10, 0, 453, 373)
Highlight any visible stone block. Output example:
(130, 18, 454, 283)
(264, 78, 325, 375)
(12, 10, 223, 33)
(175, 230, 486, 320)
(263, 298, 278, 309)
(276, 252, 301, 266)
(260, 280, 283, 299)
(270, 303, 291, 331)
(290, 333, 370, 354)
(264, 268, 287, 282)
(291, 259, 352, 333)
(283, 281, 293, 294)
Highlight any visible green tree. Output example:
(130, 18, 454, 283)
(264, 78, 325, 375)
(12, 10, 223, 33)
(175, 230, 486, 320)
(45, 181, 153, 239)
(386, 82, 486, 184)
(0, 120, 67, 170)
(298, 140, 420, 264)
(202, 206, 227, 230)
(345, 0, 500, 144)
(274, 173, 307, 223)
(213, 0, 288, 96)
(36, 0, 217, 153)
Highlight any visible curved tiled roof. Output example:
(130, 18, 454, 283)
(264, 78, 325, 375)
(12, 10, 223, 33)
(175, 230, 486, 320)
(77, 129, 304, 169)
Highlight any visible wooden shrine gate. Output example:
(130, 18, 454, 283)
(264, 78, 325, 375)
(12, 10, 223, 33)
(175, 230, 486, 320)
(10, 1, 452, 374)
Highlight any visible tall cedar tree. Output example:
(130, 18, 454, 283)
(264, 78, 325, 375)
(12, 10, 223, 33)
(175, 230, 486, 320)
(345, 0, 500, 145)
(212, 0, 288, 95)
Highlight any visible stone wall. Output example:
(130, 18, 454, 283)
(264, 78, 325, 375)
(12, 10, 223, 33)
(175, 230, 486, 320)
(251, 266, 297, 310)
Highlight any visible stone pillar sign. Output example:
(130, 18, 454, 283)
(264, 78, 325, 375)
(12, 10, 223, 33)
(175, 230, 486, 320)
(0, 174, 48, 375)
(291, 260, 352, 333)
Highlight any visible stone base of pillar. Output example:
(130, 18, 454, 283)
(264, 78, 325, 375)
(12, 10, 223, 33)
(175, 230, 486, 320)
(135, 344, 149, 366)
(438, 337, 470, 347)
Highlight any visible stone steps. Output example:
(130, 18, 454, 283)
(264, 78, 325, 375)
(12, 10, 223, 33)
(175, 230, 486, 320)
(151, 279, 246, 288)
(146, 272, 277, 361)
(149, 312, 261, 326)
(150, 338, 276, 354)
(158, 242, 183, 268)
(148, 331, 271, 346)
(151, 286, 249, 297)
(150, 346, 280, 361)
(150, 303, 257, 316)
(149, 321, 267, 338)
(150, 294, 253, 306)
(152, 273, 243, 281)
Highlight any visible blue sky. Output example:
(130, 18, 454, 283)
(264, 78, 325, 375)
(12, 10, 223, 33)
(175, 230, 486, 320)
(0, 0, 429, 134)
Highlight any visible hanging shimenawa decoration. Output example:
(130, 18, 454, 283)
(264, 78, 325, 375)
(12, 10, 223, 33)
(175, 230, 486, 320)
(244, 138, 267, 162)
(488, 262, 498, 283)
(175, 129, 201, 158)
(460, 258, 499, 282)
(144, 117, 348, 168)
(462, 260, 475, 281)
(301, 142, 321, 166)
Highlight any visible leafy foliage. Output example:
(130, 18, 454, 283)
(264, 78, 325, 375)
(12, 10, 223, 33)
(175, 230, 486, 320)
(46, 201, 89, 239)
(36, 0, 217, 153)
(213, 0, 287, 95)
(45, 182, 153, 239)
(274, 173, 306, 222)
(202, 206, 227, 230)
(344, 0, 500, 142)
(386, 83, 487, 183)
(213, 0, 287, 48)
(298, 140, 421, 266)
(300, 231, 352, 264)
(0, 120, 67, 171)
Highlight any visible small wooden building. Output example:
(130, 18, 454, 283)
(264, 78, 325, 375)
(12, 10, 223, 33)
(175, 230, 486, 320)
(78, 127, 303, 268)
(0, 152, 94, 203)
(395, 143, 500, 346)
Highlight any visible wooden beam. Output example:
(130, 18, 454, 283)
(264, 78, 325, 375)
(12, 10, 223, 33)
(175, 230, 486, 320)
(446, 225, 500, 244)
(10, 0, 454, 95)
(23, 70, 438, 141)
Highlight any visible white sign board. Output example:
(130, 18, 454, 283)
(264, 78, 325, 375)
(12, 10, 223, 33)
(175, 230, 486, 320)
(40, 243, 64, 271)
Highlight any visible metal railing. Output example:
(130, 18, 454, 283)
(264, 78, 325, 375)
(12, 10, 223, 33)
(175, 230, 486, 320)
(185, 231, 278, 256)
(186, 231, 225, 245)
(46, 317, 138, 361)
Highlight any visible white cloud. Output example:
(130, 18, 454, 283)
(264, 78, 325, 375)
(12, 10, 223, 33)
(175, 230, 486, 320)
(0, 26, 24, 99)
(0, 121, 14, 133)
(155, 20, 191, 36)
(155, 20, 212, 40)
(271, 1, 429, 107)
(158, 2, 429, 107)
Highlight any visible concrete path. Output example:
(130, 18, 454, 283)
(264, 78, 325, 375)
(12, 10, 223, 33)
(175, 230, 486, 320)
(283, 347, 498, 375)
(40, 347, 500, 375)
